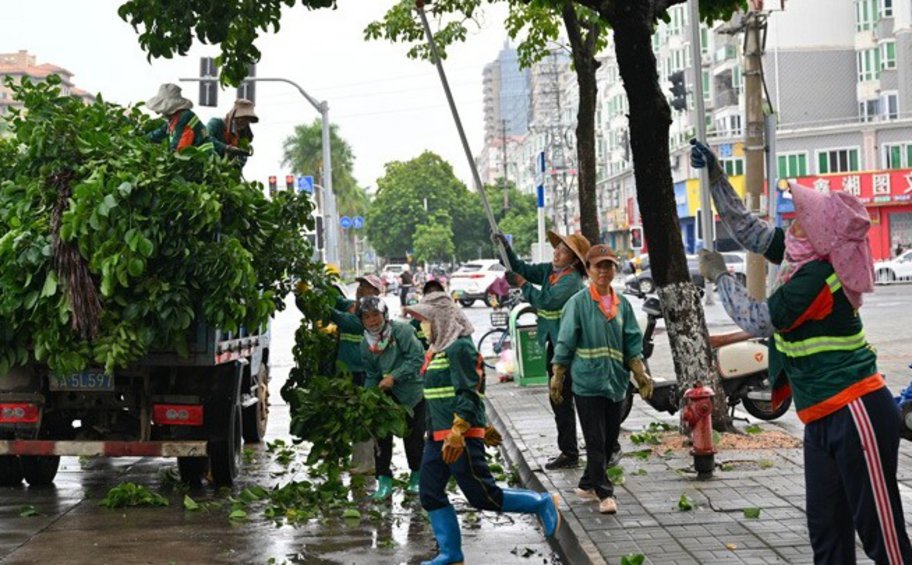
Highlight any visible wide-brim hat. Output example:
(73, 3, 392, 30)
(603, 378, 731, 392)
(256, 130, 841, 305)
(789, 181, 874, 300)
(355, 275, 385, 293)
(230, 99, 258, 123)
(547, 230, 591, 266)
(146, 83, 193, 116)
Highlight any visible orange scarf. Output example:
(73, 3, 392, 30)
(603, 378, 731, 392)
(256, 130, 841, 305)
(548, 266, 574, 286)
(589, 284, 619, 321)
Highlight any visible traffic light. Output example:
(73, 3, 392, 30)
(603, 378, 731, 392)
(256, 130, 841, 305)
(630, 226, 644, 251)
(199, 57, 218, 107)
(285, 175, 295, 191)
(268, 175, 277, 197)
(237, 64, 256, 104)
(668, 71, 687, 111)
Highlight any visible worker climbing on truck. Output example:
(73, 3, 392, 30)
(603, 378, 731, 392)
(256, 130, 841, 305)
(207, 98, 257, 169)
(145, 83, 214, 153)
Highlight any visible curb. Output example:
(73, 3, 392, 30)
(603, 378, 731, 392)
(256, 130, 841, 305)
(486, 395, 607, 565)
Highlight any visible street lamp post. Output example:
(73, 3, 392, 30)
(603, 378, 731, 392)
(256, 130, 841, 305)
(178, 76, 339, 266)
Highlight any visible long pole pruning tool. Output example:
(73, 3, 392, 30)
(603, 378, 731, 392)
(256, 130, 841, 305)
(415, 0, 512, 269)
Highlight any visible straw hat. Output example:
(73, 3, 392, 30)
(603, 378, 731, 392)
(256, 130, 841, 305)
(546, 230, 591, 266)
(146, 83, 193, 116)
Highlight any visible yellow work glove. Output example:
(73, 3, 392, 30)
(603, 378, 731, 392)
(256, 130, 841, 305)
(441, 414, 471, 464)
(550, 364, 567, 405)
(628, 358, 654, 400)
(483, 424, 503, 448)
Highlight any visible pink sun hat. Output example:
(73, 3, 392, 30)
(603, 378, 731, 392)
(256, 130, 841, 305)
(788, 181, 874, 308)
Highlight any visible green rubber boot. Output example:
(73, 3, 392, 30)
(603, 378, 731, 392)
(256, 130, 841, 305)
(372, 475, 394, 501)
(406, 471, 421, 495)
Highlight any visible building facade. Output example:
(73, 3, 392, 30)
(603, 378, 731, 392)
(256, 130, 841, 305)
(0, 50, 95, 116)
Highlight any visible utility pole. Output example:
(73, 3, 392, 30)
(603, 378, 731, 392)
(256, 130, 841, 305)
(501, 118, 509, 213)
(743, 9, 767, 299)
(688, 0, 714, 305)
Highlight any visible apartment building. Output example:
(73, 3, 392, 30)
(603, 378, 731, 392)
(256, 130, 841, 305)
(0, 50, 95, 116)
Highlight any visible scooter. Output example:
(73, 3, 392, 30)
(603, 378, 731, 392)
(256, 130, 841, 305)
(618, 289, 791, 422)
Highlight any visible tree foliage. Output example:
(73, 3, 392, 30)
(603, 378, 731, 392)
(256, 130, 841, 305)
(0, 76, 321, 376)
(282, 119, 368, 217)
(117, 0, 338, 85)
(412, 213, 456, 264)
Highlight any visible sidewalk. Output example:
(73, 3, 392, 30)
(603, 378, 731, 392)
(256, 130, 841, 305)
(484, 381, 912, 564)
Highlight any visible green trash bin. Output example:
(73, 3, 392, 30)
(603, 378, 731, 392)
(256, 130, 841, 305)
(509, 304, 549, 387)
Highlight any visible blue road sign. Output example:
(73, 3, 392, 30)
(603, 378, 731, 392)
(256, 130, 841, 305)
(340, 216, 353, 229)
(297, 175, 315, 193)
(352, 216, 365, 230)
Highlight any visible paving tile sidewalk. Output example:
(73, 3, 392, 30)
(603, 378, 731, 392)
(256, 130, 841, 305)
(484, 381, 912, 564)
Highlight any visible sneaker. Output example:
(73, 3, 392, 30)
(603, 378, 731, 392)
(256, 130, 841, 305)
(544, 453, 579, 470)
(574, 488, 598, 501)
(598, 497, 618, 514)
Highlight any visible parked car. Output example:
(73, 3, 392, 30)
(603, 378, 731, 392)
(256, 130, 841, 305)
(624, 255, 705, 295)
(449, 259, 506, 307)
(874, 249, 912, 284)
(382, 263, 408, 295)
(721, 251, 748, 286)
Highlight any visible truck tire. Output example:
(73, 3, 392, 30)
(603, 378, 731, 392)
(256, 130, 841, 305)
(209, 401, 242, 486)
(20, 455, 59, 486)
(242, 364, 269, 444)
(178, 457, 209, 485)
(0, 456, 23, 486)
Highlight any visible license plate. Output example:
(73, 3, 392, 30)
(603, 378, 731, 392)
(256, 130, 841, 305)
(50, 371, 114, 392)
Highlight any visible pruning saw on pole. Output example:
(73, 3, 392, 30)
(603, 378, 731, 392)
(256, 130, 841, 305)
(415, 0, 512, 270)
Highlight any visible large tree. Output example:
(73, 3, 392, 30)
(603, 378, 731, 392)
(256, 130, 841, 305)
(283, 119, 368, 273)
(366, 151, 486, 262)
(118, 0, 745, 425)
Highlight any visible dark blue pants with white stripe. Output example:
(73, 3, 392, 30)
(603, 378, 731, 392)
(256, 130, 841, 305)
(805, 387, 912, 564)
(419, 437, 504, 512)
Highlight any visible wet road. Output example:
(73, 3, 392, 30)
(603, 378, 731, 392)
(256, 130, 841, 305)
(0, 294, 558, 565)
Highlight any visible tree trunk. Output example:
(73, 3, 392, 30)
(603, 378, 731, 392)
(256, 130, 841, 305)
(609, 2, 730, 427)
(563, 6, 601, 244)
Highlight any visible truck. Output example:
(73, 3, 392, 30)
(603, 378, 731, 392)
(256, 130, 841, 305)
(0, 322, 270, 487)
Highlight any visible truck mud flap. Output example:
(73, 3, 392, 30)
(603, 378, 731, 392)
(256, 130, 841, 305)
(0, 440, 207, 457)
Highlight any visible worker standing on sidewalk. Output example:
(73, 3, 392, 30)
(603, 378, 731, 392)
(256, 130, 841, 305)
(551, 245, 653, 515)
(693, 140, 912, 564)
(405, 292, 561, 565)
(494, 231, 590, 470)
(358, 296, 426, 500)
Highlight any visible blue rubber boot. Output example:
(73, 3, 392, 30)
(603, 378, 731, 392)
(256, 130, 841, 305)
(421, 506, 464, 565)
(500, 488, 562, 537)
(371, 475, 393, 501)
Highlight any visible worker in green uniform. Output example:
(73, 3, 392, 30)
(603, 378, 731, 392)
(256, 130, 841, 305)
(552, 244, 653, 515)
(145, 84, 214, 153)
(405, 292, 561, 565)
(358, 296, 426, 500)
(408, 280, 447, 350)
(207, 98, 257, 169)
(494, 230, 590, 470)
(693, 139, 911, 564)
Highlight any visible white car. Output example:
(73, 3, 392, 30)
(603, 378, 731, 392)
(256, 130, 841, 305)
(449, 259, 506, 307)
(874, 250, 912, 284)
(382, 263, 408, 294)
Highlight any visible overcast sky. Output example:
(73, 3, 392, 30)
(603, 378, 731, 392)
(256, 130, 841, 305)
(2, 0, 513, 192)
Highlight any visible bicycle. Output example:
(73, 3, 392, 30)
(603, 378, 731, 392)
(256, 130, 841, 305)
(476, 288, 523, 370)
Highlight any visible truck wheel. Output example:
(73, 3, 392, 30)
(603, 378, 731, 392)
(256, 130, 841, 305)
(0, 456, 23, 486)
(20, 456, 60, 486)
(242, 364, 269, 444)
(210, 402, 242, 486)
(178, 456, 209, 485)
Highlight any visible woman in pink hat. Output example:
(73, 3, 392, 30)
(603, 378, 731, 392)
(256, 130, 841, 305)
(692, 140, 911, 564)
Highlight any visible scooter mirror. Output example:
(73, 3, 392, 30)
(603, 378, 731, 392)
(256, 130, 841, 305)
(642, 297, 663, 318)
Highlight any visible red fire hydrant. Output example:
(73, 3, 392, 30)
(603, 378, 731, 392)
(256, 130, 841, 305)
(683, 381, 716, 478)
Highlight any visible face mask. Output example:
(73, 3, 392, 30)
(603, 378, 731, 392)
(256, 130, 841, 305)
(785, 228, 817, 263)
(420, 321, 432, 341)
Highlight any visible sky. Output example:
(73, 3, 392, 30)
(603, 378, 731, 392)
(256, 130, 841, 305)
(1, 0, 513, 192)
